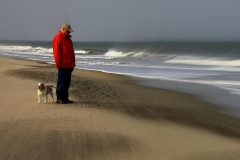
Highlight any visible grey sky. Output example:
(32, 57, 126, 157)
(1, 0, 240, 41)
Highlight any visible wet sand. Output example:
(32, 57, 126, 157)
(1, 57, 240, 159)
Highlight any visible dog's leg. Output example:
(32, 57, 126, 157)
(38, 91, 41, 103)
(50, 91, 54, 103)
(44, 95, 47, 103)
(38, 95, 41, 103)
(42, 94, 47, 103)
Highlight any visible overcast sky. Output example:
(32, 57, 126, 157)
(1, 0, 240, 42)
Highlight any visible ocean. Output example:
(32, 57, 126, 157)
(1, 40, 240, 117)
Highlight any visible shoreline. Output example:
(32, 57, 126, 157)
(1, 57, 240, 159)
(132, 76, 240, 118)
(74, 65, 240, 119)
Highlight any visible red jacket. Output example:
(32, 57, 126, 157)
(52, 31, 75, 68)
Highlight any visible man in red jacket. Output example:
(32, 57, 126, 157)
(52, 24, 75, 104)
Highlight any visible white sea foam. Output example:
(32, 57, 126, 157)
(75, 50, 91, 54)
(105, 50, 133, 57)
(104, 50, 149, 57)
(0, 45, 91, 57)
(165, 56, 240, 67)
(0, 45, 52, 56)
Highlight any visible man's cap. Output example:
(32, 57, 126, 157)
(62, 24, 73, 32)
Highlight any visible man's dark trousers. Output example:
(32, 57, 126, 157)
(56, 68, 73, 101)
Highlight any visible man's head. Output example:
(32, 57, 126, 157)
(61, 24, 73, 36)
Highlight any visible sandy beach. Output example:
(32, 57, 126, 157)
(0, 57, 240, 159)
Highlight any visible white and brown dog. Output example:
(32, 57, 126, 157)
(37, 82, 54, 103)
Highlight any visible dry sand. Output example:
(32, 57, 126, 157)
(1, 57, 240, 159)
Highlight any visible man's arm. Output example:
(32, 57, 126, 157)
(52, 37, 62, 68)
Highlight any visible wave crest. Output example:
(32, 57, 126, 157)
(104, 49, 149, 57)
(75, 50, 92, 54)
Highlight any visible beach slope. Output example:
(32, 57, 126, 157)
(0, 58, 240, 159)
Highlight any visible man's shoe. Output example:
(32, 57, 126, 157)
(67, 99, 73, 103)
(56, 100, 66, 104)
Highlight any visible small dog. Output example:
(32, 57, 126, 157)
(37, 82, 54, 103)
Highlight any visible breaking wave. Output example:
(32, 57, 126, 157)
(104, 49, 150, 57)
(75, 50, 92, 54)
